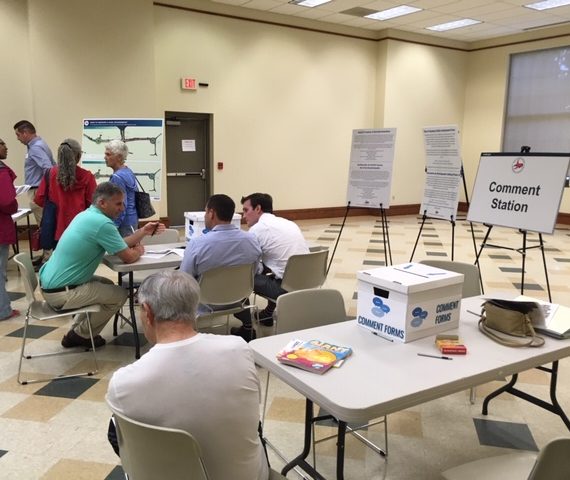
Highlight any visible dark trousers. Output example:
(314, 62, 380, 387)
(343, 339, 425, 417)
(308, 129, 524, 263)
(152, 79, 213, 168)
(234, 274, 287, 327)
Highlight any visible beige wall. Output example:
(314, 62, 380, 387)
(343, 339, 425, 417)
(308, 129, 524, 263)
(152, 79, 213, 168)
(154, 6, 378, 210)
(3, 0, 158, 220)
(382, 40, 467, 205)
(2, 0, 569, 217)
(0, 0, 33, 173)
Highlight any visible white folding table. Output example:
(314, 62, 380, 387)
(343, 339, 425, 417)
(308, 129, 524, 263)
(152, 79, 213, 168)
(250, 296, 570, 479)
(102, 243, 185, 358)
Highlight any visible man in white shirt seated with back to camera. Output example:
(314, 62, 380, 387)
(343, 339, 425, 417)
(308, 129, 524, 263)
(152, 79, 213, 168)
(106, 270, 269, 480)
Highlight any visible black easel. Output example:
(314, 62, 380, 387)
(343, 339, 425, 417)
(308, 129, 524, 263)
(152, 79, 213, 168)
(409, 210, 456, 261)
(326, 202, 351, 276)
(409, 165, 483, 292)
(461, 165, 485, 294)
(326, 201, 393, 275)
(473, 225, 552, 302)
(379, 203, 393, 266)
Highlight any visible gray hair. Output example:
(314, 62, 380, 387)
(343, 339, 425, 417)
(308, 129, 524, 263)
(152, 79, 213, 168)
(57, 138, 82, 190)
(105, 139, 128, 163)
(138, 271, 200, 327)
(92, 181, 124, 204)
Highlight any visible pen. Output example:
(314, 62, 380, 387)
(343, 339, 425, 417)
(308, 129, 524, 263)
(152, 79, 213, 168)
(417, 353, 453, 360)
(151, 222, 159, 236)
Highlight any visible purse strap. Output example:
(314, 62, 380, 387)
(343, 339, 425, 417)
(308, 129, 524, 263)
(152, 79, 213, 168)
(44, 168, 51, 200)
(478, 314, 545, 347)
(134, 175, 145, 193)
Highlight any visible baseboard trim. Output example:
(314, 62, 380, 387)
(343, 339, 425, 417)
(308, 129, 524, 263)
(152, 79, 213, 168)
(274, 204, 421, 221)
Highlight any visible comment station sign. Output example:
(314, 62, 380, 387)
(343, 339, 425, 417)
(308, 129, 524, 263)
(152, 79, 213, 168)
(467, 153, 569, 234)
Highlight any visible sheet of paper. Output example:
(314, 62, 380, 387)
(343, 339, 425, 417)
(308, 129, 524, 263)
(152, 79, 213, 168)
(142, 248, 185, 259)
(15, 185, 31, 196)
(181, 139, 196, 152)
(515, 295, 559, 328)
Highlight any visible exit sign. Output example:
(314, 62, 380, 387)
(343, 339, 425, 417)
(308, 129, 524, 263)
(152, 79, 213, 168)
(181, 77, 197, 90)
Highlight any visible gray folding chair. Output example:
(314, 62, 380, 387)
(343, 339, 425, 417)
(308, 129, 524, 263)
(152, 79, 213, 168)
(255, 248, 329, 331)
(112, 410, 211, 480)
(280, 248, 329, 292)
(13, 252, 101, 385)
(197, 263, 258, 333)
(111, 409, 286, 480)
(420, 259, 482, 403)
(419, 259, 481, 298)
(265, 289, 388, 466)
(442, 437, 570, 480)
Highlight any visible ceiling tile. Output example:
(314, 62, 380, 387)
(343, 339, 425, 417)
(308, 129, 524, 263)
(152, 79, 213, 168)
(243, 0, 283, 11)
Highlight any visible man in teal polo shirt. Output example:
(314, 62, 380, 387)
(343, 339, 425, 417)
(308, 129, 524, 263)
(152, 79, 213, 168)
(39, 182, 163, 349)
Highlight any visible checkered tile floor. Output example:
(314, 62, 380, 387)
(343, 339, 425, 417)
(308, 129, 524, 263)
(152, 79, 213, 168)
(1, 215, 569, 479)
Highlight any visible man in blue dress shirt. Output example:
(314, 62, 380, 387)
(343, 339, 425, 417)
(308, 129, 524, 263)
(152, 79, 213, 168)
(180, 194, 261, 341)
(14, 120, 54, 262)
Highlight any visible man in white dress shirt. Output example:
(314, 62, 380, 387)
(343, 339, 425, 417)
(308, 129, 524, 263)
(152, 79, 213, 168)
(237, 192, 308, 334)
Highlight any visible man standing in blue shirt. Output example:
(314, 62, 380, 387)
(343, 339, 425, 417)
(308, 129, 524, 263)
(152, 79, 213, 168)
(14, 120, 54, 263)
(13, 120, 54, 225)
(180, 194, 261, 341)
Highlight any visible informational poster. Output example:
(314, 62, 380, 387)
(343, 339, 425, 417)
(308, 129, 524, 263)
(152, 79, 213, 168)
(419, 125, 462, 220)
(82, 118, 164, 200)
(346, 128, 397, 208)
(467, 153, 570, 234)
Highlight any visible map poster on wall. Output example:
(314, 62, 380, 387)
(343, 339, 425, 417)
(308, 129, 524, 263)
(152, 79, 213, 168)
(81, 118, 164, 200)
(467, 153, 570, 234)
(420, 125, 462, 220)
(346, 128, 397, 208)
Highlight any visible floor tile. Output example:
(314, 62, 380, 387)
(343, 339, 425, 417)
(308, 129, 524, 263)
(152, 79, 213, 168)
(2, 395, 71, 422)
(35, 377, 100, 399)
(6, 325, 58, 339)
(473, 418, 538, 451)
(42, 459, 117, 480)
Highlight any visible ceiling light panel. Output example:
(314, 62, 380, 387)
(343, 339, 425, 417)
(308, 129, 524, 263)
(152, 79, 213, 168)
(426, 18, 482, 31)
(365, 5, 422, 21)
(289, 0, 332, 7)
(525, 0, 570, 11)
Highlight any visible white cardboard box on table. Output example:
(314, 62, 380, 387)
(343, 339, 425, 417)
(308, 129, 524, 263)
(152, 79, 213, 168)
(356, 262, 464, 343)
(184, 211, 242, 240)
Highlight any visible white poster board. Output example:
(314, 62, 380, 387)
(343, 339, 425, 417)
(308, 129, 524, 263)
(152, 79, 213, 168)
(420, 125, 462, 220)
(346, 128, 397, 208)
(467, 153, 570, 234)
(82, 118, 164, 200)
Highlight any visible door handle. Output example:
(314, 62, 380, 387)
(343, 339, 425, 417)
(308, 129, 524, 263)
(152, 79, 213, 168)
(166, 172, 204, 177)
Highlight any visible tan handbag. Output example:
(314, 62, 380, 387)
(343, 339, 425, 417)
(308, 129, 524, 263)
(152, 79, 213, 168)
(479, 299, 545, 348)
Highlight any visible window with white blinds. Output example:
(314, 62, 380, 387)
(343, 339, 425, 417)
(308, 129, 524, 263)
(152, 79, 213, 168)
(503, 46, 570, 153)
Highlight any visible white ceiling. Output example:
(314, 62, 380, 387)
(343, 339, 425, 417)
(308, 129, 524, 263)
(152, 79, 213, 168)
(207, 0, 570, 43)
